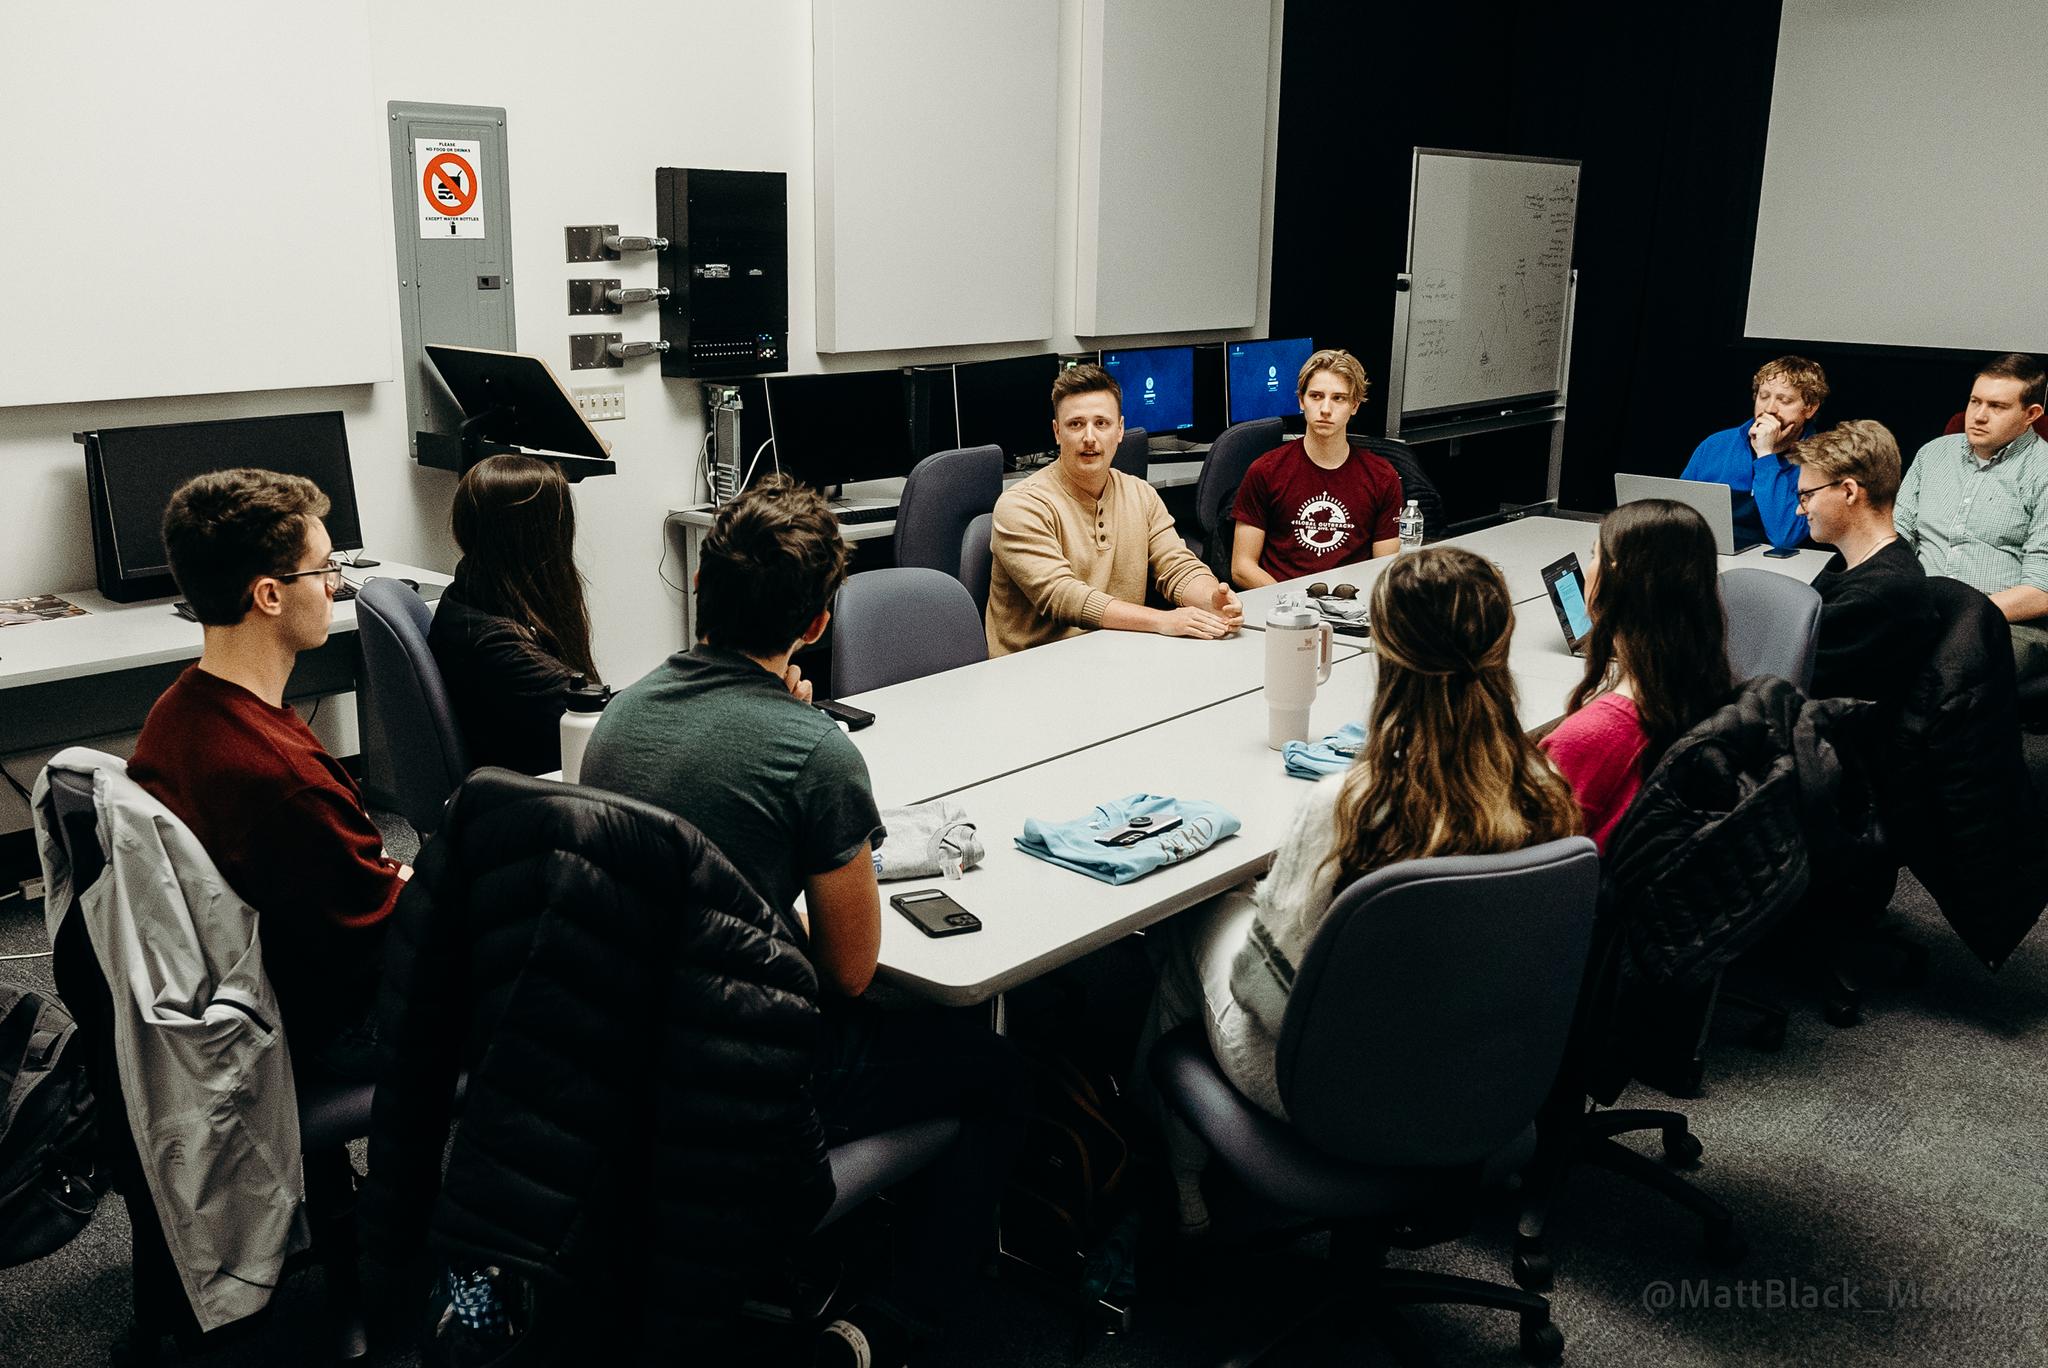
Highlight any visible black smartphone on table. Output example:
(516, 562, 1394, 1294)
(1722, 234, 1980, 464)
(890, 888, 982, 936)
(1763, 546, 1801, 560)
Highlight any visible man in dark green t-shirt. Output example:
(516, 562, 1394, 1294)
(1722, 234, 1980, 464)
(580, 476, 1020, 1368)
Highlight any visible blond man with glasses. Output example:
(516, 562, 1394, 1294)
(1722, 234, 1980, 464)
(1789, 420, 1938, 711)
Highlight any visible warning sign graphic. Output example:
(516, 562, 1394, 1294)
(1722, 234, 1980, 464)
(415, 139, 485, 239)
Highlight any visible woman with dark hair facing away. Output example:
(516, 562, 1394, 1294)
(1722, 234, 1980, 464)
(1540, 499, 1734, 852)
(1141, 546, 1583, 1233)
(428, 454, 600, 775)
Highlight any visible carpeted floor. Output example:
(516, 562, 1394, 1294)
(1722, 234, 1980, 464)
(6, 843, 2048, 1367)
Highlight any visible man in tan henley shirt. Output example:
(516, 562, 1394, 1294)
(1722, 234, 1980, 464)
(986, 363, 1244, 656)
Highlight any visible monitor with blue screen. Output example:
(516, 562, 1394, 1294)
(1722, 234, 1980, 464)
(1100, 345, 1194, 433)
(1225, 337, 1316, 424)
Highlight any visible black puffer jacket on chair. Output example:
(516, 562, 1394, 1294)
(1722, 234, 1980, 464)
(1603, 676, 1877, 991)
(362, 767, 833, 1366)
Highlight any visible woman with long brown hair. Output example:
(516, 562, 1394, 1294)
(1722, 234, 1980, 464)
(428, 453, 600, 775)
(1539, 499, 1733, 851)
(1142, 545, 1582, 1233)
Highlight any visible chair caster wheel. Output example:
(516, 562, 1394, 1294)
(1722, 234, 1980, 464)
(1824, 999, 1860, 1028)
(1513, 1248, 1554, 1292)
(1662, 1127, 1704, 1167)
(1703, 1225, 1747, 1267)
(1519, 1316, 1564, 1363)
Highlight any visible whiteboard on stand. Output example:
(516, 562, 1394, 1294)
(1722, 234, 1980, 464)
(1399, 150, 1580, 418)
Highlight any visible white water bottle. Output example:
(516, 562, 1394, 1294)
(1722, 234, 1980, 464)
(558, 674, 612, 784)
(1398, 499, 1424, 553)
(1264, 596, 1335, 750)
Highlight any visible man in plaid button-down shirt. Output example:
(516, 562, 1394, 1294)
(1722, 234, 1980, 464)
(1895, 353, 2048, 686)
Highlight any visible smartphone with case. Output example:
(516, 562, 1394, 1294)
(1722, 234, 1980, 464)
(1763, 546, 1800, 560)
(890, 888, 982, 937)
(815, 698, 876, 730)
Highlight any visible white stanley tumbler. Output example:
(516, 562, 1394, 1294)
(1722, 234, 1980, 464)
(1264, 596, 1334, 749)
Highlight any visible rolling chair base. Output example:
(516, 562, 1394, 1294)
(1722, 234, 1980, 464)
(1513, 1109, 1744, 1294)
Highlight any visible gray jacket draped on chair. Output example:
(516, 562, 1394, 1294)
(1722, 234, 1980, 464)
(33, 747, 307, 1332)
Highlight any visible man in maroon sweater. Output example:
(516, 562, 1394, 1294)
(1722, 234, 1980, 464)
(129, 469, 407, 1080)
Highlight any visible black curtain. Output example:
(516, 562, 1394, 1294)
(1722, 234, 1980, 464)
(1270, 1, 1988, 523)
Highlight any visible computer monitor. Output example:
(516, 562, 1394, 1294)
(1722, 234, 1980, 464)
(77, 411, 365, 603)
(954, 353, 1059, 462)
(1226, 336, 1316, 424)
(763, 369, 917, 492)
(1101, 345, 1195, 434)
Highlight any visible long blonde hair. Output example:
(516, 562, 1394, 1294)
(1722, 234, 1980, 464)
(1328, 546, 1582, 887)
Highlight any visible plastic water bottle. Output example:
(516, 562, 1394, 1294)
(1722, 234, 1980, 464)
(558, 675, 612, 784)
(1398, 499, 1424, 553)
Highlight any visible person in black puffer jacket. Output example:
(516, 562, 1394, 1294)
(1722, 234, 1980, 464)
(428, 455, 600, 776)
(362, 768, 833, 1366)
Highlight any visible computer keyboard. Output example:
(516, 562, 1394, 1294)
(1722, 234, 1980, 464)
(334, 581, 359, 601)
(834, 505, 898, 525)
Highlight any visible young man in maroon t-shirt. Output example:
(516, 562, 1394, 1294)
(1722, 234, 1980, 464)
(128, 469, 408, 1080)
(1229, 348, 1404, 587)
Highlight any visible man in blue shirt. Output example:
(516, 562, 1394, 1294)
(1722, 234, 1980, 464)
(1681, 355, 1829, 550)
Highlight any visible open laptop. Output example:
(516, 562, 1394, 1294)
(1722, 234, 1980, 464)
(1540, 552, 1594, 656)
(1613, 472, 1758, 555)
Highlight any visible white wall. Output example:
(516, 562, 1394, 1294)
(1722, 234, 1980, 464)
(1749, 0, 2048, 351)
(0, 0, 1284, 833)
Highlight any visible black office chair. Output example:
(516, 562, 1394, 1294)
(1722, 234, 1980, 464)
(364, 769, 962, 1358)
(355, 577, 469, 834)
(1153, 838, 1600, 1365)
(1190, 416, 1283, 583)
(1350, 435, 1445, 539)
(959, 513, 995, 619)
(893, 444, 1003, 582)
(1111, 425, 1149, 481)
(830, 567, 987, 695)
(39, 760, 372, 1364)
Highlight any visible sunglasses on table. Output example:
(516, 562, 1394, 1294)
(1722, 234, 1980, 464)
(1306, 582, 1359, 600)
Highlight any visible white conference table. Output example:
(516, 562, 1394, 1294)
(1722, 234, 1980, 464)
(843, 622, 1363, 805)
(874, 653, 1377, 1004)
(861, 515, 1834, 1005)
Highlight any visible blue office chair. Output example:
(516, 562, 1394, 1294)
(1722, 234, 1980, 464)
(1190, 416, 1283, 583)
(831, 568, 987, 697)
(893, 444, 1003, 581)
(1111, 426, 1149, 481)
(1153, 838, 1600, 1365)
(1720, 567, 1821, 692)
(40, 760, 373, 1363)
(354, 577, 469, 833)
(959, 513, 995, 619)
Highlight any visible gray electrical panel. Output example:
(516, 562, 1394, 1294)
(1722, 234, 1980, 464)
(387, 101, 516, 466)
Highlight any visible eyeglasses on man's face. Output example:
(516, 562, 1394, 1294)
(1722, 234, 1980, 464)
(1795, 479, 1846, 511)
(271, 558, 346, 591)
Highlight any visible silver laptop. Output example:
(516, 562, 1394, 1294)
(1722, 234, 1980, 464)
(1613, 472, 1758, 556)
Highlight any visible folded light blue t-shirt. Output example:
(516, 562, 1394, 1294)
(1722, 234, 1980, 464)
(1016, 792, 1241, 885)
(1281, 721, 1366, 780)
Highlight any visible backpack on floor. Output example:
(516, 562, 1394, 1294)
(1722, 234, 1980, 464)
(0, 979, 102, 1268)
(1002, 1052, 1136, 1268)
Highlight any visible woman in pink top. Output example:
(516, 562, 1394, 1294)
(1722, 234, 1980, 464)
(1540, 500, 1734, 850)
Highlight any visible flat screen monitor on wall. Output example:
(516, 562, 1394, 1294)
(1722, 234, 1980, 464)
(763, 369, 917, 492)
(1226, 337, 1316, 424)
(1101, 345, 1195, 434)
(78, 411, 365, 603)
(954, 353, 1060, 461)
